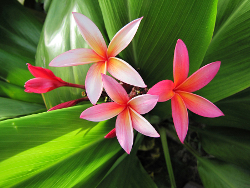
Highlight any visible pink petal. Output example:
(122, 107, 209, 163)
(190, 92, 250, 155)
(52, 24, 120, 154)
(27, 63, 56, 79)
(107, 57, 146, 87)
(116, 108, 133, 154)
(24, 78, 66, 93)
(173, 39, 189, 87)
(176, 61, 221, 92)
(80, 102, 126, 122)
(101, 74, 129, 105)
(104, 128, 116, 138)
(171, 93, 188, 143)
(48, 98, 87, 111)
(130, 108, 160, 137)
(72, 12, 107, 58)
(147, 80, 175, 102)
(178, 91, 224, 117)
(128, 94, 158, 114)
(85, 62, 107, 105)
(107, 17, 143, 57)
(49, 49, 105, 67)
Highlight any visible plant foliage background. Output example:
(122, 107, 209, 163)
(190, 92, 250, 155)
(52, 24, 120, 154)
(0, 0, 249, 187)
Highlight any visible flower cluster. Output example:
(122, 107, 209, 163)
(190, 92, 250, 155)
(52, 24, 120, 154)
(25, 13, 224, 154)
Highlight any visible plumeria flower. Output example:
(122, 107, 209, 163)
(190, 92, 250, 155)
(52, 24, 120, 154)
(50, 12, 146, 105)
(80, 74, 159, 154)
(47, 97, 88, 111)
(25, 63, 85, 93)
(148, 39, 224, 143)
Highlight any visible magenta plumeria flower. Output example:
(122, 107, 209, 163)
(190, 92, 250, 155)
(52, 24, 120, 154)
(24, 63, 85, 93)
(80, 74, 159, 154)
(49, 12, 146, 105)
(148, 39, 224, 143)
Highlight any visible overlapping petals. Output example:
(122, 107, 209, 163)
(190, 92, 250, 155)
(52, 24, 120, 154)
(81, 74, 159, 154)
(148, 39, 224, 143)
(50, 12, 146, 105)
(24, 63, 85, 93)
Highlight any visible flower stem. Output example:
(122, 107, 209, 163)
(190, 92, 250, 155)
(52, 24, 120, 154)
(66, 83, 85, 89)
(158, 126, 177, 188)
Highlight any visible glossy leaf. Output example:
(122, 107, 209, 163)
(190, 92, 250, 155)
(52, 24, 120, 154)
(0, 105, 123, 187)
(197, 0, 250, 102)
(197, 127, 250, 169)
(198, 157, 250, 188)
(99, 0, 218, 87)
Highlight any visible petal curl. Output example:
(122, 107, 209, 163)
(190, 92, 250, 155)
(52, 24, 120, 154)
(107, 17, 142, 57)
(130, 108, 160, 137)
(128, 94, 158, 114)
(178, 91, 224, 117)
(171, 93, 188, 143)
(107, 57, 146, 87)
(116, 108, 133, 154)
(85, 62, 106, 105)
(147, 80, 175, 102)
(24, 78, 65, 93)
(173, 39, 189, 87)
(72, 12, 107, 58)
(80, 102, 125, 122)
(49, 49, 105, 67)
(176, 61, 221, 92)
(101, 74, 129, 104)
(27, 63, 56, 79)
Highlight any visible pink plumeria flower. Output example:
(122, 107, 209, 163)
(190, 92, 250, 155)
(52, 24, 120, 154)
(25, 63, 85, 93)
(148, 39, 224, 143)
(80, 74, 159, 154)
(50, 12, 146, 105)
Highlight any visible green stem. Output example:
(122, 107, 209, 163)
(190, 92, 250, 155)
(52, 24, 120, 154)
(158, 126, 176, 188)
(183, 141, 201, 159)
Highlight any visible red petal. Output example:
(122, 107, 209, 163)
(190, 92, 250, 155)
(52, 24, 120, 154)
(104, 128, 116, 139)
(173, 39, 189, 87)
(48, 98, 87, 111)
(27, 63, 57, 79)
(147, 80, 175, 102)
(178, 91, 224, 117)
(116, 108, 133, 154)
(171, 93, 188, 143)
(176, 61, 221, 92)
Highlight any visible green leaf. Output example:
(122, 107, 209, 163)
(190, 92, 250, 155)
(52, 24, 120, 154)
(198, 157, 250, 188)
(197, 127, 250, 169)
(0, 97, 45, 119)
(197, 0, 250, 102)
(36, 0, 107, 108)
(99, 0, 218, 87)
(0, 105, 123, 187)
(192, 87, 250, 130)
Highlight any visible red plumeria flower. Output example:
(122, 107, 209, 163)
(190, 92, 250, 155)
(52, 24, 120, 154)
(80, 74, 159, 154)
(49, 12, 146, 105)
(25, 63, 84, 93)
(148, 39, 224, 143)
(47, 97, 88, 111)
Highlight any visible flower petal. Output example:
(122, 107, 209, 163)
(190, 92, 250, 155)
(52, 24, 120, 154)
(107, 57, 146, 87)
(49, 49, 105, 67)
(104, 128, 116, 139)
(178, 91, 224, 117)
(147, 80, 175, 102)
(48, 98, 87, 111)
(116, 108, 133, 154)
(173, 39, 189, 87)
(176, 61, 221, 92)
(171, 93, 188, 143)
(128, 94, 158, 114)
(72, 12, 107, 58)
(27, 63, 56, 79)
(130, 108, 160, 137)
(24, 78, 65, 93)
(80, 102, 125, 122)
(107, 17, 143, 57)
(85, 62, 106, 105)
(101, 74, 129, 105)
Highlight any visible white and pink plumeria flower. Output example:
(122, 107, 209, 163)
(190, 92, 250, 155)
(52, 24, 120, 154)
(49, 12, 146, 105)
(148, 39, 224, 143)
(80, 74, 160, 154)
